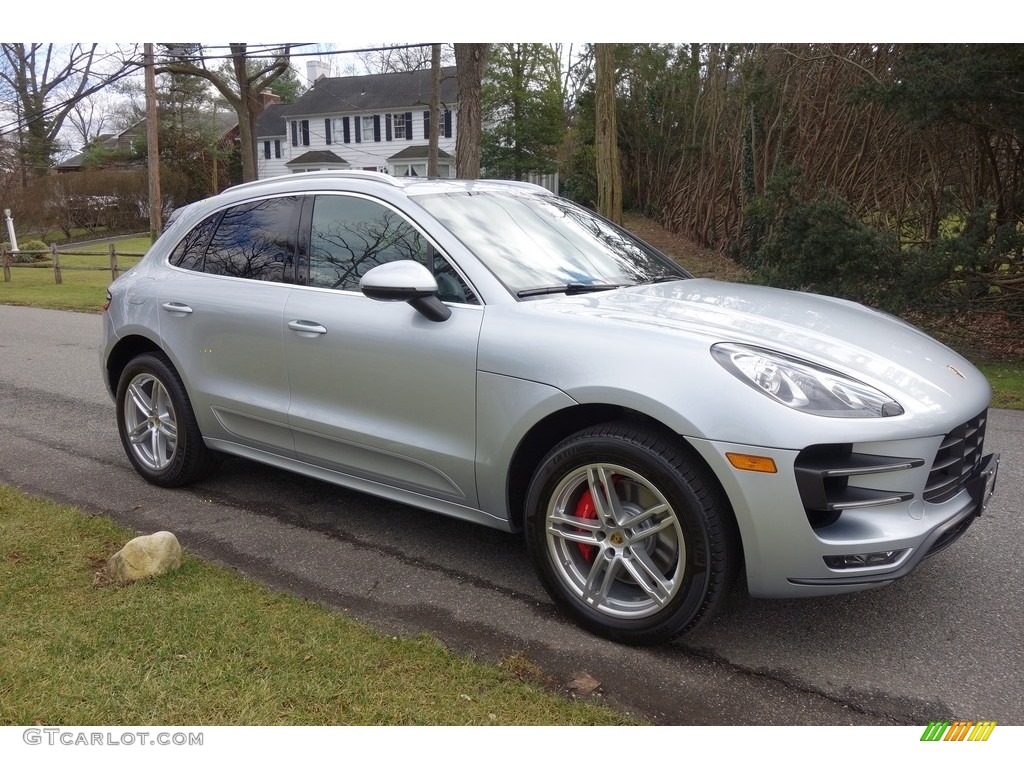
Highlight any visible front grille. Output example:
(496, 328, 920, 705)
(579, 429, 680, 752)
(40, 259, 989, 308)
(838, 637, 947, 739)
(924, 410, 988, 504)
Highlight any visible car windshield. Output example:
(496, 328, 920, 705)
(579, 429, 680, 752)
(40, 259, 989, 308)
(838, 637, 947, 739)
(415, 189, 688, 297)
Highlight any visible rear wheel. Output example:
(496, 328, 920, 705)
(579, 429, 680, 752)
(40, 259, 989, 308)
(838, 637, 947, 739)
(525, 422, 738, 645)
(116, 352, 218, 487)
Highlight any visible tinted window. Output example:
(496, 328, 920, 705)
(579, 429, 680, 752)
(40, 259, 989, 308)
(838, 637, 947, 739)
(168, 214, 218, 270)
(309, 195, 428, 292)
(203, 197, 298, 281)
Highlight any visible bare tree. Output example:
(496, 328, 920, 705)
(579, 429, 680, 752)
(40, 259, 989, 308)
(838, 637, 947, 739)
(158, 43, 292, 183)
(358, 43, 452, 74)
(66, 91, 113, 149)
(454, 44, 488, 179)
(0, 44, 140, 182)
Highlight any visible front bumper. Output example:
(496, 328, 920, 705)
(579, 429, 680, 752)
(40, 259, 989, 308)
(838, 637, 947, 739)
(688, 426, 999, 598)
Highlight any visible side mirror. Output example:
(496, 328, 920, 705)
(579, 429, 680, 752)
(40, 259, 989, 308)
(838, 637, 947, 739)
(359, 260, 451, 322)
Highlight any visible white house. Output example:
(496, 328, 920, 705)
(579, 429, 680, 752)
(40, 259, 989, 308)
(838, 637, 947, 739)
(256, 62, 458, 179)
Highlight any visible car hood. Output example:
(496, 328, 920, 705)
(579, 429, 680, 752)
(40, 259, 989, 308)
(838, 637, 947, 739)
(530, 278, 989, 418)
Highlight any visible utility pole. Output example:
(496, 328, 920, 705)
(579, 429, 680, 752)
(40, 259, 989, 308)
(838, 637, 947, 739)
(145, 43, 162, 241)
(428, 44, 440, 177)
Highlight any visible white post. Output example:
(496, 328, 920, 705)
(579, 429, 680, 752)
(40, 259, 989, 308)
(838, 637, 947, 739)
(3, 209, 19, 253)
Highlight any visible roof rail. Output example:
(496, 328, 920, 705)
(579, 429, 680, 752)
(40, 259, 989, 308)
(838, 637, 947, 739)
(228, 169, 403, 193)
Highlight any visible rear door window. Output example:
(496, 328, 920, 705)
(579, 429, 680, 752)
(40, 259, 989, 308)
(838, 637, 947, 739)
(169, 196, 299, 283)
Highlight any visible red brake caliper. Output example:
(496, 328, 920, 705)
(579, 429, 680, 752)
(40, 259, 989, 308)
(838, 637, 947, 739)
(575, 489, 599, 563)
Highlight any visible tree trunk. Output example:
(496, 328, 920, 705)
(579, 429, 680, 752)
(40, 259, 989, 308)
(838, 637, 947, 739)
(429, 44, 441, 177)
(231, 44, 258, 183)
(595, 44, 622, 224)
(455, 44, 488, 179)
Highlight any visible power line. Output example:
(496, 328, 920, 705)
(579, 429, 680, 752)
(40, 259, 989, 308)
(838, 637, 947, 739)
(0, 43, 442, 139)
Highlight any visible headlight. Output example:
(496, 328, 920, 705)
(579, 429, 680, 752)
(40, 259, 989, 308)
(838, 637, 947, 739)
(711, 343, 904, 418)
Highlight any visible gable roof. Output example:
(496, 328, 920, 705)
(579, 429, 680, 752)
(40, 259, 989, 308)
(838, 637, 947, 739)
(56, 133, 120, 169)
(255, 102, 291, 137)
(286, 150, 349, 167)
(387, 145, 454, 162)
(286, 66, 457, 118)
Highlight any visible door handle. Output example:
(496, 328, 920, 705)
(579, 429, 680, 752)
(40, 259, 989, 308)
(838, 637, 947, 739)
(161, 301, 193, 314)
(287, 320, 328, 336)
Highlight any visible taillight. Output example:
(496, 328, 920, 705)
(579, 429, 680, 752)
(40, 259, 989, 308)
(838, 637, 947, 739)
(103, 289, 112, 312)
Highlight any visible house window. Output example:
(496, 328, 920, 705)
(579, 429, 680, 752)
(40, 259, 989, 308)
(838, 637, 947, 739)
(394, 162, 453, 179)
(333, 118, 352, 144)
(423, 110, 453, 140)
(393, 113, 407, 139)
(395, 162, 427, 178)
(291, 120, 310, 147)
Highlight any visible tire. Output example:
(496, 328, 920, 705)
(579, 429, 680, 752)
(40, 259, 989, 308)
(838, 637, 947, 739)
(115, 352, 218, 487)
(524, 422, 738, 645)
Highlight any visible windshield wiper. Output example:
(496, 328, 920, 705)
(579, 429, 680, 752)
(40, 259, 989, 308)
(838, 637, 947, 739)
(641, 275, 687, 284)
(517, 282, 629, 298)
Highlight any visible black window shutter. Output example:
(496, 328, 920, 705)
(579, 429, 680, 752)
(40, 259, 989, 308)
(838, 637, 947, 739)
(423, 111, 430, 140)
(274, 140, 281, 159)
(325, 119, 332, 145)
(343, 116, 351, 144)
(444, 110, 452, 139)
(301, 120, 310, 146)
(406, 112, 413, 139)
(385, 114, 392, 141)
(264, 141, 270, 159)
(291, 121, 297, 146)
(355, 117, 361, 143)
(373, 114, 381, 142)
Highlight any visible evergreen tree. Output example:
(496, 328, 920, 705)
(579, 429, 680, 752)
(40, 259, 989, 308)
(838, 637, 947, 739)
(481, 44, 565, 181)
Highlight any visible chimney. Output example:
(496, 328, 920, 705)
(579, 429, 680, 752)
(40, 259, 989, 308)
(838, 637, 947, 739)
(306, 60, 329, 85)
(259, 90, 281, 110)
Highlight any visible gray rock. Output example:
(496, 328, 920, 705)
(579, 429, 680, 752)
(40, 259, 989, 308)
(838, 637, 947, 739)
(105, 531, 182, 584)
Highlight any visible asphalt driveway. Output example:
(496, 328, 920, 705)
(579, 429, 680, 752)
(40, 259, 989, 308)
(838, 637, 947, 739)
(1, 304, 1021, 724)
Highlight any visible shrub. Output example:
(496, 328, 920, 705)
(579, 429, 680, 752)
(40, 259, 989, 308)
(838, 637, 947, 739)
(4, 239, 50, 263)
(748, 189, 909, 309)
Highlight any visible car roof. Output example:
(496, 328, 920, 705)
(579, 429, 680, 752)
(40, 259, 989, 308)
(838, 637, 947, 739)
(215, 170, 553, 201)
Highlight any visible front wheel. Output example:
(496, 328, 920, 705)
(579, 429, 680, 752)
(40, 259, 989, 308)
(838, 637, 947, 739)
(525, 422, 738, 645)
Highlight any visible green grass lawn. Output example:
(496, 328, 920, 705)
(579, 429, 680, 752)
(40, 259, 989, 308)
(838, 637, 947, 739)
(0, 485, 635, 726)
(977, 362, 1024, 410)
(1, 239, 146, 311)
(74, 236, 152, 255)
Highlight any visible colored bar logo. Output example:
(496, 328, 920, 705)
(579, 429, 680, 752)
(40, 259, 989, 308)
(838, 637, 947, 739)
(921, 721, 996, 741)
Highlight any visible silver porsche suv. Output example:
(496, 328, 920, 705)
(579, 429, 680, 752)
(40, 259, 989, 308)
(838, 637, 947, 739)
(102, 171, 999, 645)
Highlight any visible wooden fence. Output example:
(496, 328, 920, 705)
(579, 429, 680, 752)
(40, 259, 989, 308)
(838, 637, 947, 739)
(2, 243, 146, 284)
